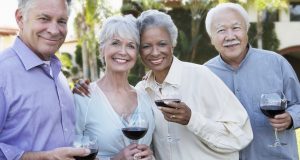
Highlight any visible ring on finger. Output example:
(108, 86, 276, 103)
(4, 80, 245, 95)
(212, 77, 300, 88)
(170, 115, 176, 119)
(78, 79, 84, 85)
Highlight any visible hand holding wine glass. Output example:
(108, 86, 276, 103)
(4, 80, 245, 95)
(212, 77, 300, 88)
(154, 86, 184, 144)
(260, 91, 287, 147)
(121, 112, 149, 160)
(73, 134, 99, 160)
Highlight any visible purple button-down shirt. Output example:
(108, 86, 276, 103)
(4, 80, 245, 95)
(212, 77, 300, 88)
(0, 37, 75, 160)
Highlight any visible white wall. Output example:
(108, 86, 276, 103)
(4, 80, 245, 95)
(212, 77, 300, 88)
(275, 22, 300, 49)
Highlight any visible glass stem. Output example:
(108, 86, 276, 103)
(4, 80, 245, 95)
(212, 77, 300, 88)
(167, 122, 171, 141)
(131, 139, 139, 160)
(274, 128, 280, 145)
(167, 122, 173, 160)
(130, 139, 138, 144)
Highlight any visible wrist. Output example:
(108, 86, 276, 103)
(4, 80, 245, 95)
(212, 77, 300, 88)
(40, 151, 52, 160)
(21, 151, 52, 160)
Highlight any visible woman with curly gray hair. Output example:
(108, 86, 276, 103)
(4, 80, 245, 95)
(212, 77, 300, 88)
(135, 10, 253, 160)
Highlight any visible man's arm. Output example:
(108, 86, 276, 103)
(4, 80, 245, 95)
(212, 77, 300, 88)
(21, 147, 90, 160)
(281, 58, 300, 129)
(0, 87, 24, 160)
(0, 87, 90, 160)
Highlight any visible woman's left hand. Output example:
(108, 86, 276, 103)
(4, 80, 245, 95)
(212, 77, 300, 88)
(133, 144, 153, 160)
(159, 101, 191, 125)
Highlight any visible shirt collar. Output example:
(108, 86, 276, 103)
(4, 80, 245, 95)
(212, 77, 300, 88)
(218, 44, 253, 70)
(144, 56, 182, 91)
(13, 37, 44, 70)
(12, 37, 62, 78)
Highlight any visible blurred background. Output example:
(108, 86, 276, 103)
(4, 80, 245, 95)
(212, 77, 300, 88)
(1, 0, 300, 154)
(1, 0, 299, 85)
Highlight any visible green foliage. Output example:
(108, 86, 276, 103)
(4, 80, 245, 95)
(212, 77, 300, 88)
(248, 22, 279, 51)
(252, 0, 288, 11)
(128, 73, 141, 86)
(121, 0, 164, 17)
(137, 0, 164, 10)
(75, 44, 82, 68)
(85, 0, 100, 25)
(57, 52, 73, 78)
(57, 52, 72, 69)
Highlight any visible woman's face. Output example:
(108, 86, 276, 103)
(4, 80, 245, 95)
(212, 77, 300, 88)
(140, 26, 174, 77)
(103, 35, 137, 73)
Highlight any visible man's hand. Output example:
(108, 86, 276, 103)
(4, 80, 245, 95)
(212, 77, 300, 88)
(21, 147, 90, 160)
(269, 112, 293, 131)
(73, 79, 90, 97)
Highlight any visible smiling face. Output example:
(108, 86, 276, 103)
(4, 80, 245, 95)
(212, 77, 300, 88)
(16, 0, 69, 60)
(210, 8, 249, 68)
(140, 26, 174, 79)
(103, 35, 137, 73)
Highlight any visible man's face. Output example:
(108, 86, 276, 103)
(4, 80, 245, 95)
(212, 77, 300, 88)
(210, 8, 248, 68)
(16, 0, 69, 60)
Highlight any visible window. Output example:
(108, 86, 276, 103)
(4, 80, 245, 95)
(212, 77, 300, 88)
(290, 2, 300, 21)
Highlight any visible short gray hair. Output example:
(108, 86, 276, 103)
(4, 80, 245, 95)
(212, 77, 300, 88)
(98, 14, 140, 55)
(17, 0, 71, 17)
(137, 10, 178, 47)
(205, 3, 250, 37)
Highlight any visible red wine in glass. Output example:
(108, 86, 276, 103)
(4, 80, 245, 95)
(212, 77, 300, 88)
(260, 105, 285, 118)
(260, 92, 287, 147)
(154, 99, 181, 108)
(122, 127, 148, 140)
(74, 149, 98, 160)
(73, 135, 98, 160)
(121, 112, 149, 144)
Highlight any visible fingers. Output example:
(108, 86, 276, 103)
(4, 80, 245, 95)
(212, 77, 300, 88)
(159, 102, 191, 125)
(127, 147, 141, 160)
(274, 112, 290, 119)
(134, 145, 153, 160)
(127, 143, 138, 150)
(269, 112, 292, 131)
(73, 79, 90, 97)
(51, 147, 90, 159)
(84, 79, 91, 85)
(73, 86, 84, 96)
(67, 147, 91, 157)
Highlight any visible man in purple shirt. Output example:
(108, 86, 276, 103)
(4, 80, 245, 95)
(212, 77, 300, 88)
(0, 0, 90, 159)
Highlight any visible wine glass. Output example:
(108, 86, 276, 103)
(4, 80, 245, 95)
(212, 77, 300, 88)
(260, 91, 287, 147)
(121, 112, 149, 159)
(73, 134, 99, 160)
(154, 86, 181, 143)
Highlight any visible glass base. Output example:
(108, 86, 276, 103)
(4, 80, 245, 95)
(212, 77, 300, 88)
(268, 141, 287, 147)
